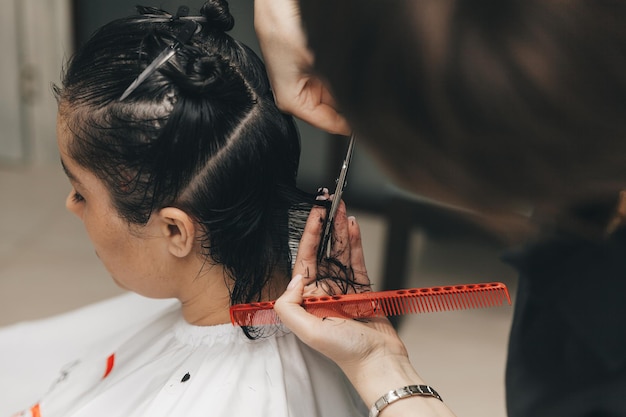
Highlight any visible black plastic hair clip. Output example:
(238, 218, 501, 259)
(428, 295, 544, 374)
(119, 6, 200, 101)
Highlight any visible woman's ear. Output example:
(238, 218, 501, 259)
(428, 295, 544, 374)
(157, 207, 197, 258)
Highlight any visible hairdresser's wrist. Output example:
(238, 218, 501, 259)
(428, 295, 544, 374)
(345, 355, 456, 417)
(342, 353, 424, 407)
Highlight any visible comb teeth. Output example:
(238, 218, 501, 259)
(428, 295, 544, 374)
(230, 282, 511, 327)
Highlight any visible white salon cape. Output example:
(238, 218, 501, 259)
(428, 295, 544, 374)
(0, 293, 366, 417)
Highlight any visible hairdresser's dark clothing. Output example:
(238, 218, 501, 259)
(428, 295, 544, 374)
(504, 226, 626, 417)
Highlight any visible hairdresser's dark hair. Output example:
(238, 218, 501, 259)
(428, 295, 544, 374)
(56, 1, 359, 330)
(300, 0, 626, 230)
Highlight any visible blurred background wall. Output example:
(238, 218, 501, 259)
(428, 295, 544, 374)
(0, 0, 71, 165)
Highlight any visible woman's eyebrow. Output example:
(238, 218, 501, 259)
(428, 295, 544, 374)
(60, 158, 82, 186)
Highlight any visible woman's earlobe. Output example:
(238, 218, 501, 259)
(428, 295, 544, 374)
(158, 207, 196, 258)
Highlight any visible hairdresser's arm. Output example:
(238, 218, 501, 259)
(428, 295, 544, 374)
(253, 0, 350, 135)
(275, 205, 456, 417)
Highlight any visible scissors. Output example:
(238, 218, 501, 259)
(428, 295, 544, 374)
(318, 132, 356, 262)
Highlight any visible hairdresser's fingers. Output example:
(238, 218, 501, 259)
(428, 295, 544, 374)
(330, 199, 351, 265)
(316, 187, 330, 200)
(275, 76, 351, 136)
(274, 274, 368, 365)
(348, 216, 371, 289)
(276, 275, 411, 369)
(290, 80, 352, 136)
(254, 0, 351, 136)
(274, 274, 330, 347)
(293, 204, 326, 284)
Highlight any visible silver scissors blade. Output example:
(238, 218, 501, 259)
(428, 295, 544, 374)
(318, 133, 356, 261)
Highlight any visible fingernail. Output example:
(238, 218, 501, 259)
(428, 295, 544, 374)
(316, 194, 328, 201)
(348, 216, 356, 225)
(316, 187, 329, 195)
(287, 274, 303, 290)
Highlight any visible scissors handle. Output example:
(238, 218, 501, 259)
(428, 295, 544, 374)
(318, 133, 356, 261)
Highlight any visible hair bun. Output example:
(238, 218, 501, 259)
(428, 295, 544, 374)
(166, 52, 250, 103)
(171, 55, 226, 97)
(200, 0, 235, 33)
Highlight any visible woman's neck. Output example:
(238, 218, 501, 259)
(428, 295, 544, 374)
(176, 261, 290, 327)
(180, 291, 232, 326)
(170, 258, 231, 326)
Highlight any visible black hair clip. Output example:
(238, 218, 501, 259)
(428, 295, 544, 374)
(119, 6, 199, 101)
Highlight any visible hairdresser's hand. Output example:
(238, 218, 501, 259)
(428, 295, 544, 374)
(254, 0, 351, 135)
(276, 202, 456, 417)
(277, 198, 409, 368)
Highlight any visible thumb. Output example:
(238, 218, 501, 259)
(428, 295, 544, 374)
(274, 274, 320, 343)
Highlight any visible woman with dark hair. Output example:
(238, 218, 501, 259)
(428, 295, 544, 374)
(10, 1, 372, 416)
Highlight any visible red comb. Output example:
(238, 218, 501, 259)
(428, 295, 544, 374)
(230, 282, 511, 326)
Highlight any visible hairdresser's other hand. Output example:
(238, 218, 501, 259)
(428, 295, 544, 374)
(275, 203, 456, 416)
(254, 0, 351, 135)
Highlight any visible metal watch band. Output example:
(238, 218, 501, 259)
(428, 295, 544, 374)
(369, 385, 443, 417)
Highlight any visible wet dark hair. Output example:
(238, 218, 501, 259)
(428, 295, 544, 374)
(300, 0, 626, 235)
(56, 1, 361, 334)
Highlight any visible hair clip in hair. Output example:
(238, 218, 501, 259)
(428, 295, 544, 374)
(119, 6, 199, 101)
